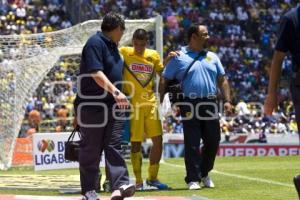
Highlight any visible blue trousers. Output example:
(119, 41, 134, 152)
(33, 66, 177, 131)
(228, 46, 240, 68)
(77, 105, 129, 194)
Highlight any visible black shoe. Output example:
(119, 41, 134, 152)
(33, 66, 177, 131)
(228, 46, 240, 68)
(294, 175, 300, 199)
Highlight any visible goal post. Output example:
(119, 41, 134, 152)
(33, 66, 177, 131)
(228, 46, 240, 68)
(0, 16, 163, 170)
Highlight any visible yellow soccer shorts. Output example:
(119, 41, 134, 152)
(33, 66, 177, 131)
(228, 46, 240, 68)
(130, 104, 163, 142)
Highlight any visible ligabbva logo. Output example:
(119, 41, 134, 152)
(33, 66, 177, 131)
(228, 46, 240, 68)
(37, 139, 55, 153)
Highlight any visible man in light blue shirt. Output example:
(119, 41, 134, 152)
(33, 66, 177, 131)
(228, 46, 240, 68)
(159, 24, 232, 190)
(163, 46, 225, 98)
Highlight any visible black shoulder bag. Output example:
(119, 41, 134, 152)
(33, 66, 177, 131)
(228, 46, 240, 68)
(64, 125, 81, 162)
(166, 51, 203, 104)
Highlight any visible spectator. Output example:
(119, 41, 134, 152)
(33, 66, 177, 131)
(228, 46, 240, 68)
(0, 0, 295, 136)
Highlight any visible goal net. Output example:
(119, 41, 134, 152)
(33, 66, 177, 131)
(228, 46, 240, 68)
(0, 16, 163, 170)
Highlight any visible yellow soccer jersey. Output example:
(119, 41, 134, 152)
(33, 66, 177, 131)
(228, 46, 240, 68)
(119, 46, 164, 103)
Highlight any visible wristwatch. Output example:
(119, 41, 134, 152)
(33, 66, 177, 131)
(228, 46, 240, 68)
(113, 90, 120, 97)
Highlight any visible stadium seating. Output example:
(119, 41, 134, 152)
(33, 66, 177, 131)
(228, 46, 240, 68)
(0, 0, 297, 136)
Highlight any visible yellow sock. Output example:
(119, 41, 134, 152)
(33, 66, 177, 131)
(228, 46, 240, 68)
(131, 152, 143, 184)
(148, 163, 159, 181)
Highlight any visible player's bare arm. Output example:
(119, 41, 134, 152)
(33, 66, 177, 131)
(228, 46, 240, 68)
(163, 51, 180, 66)
(158, 76, 169, 103)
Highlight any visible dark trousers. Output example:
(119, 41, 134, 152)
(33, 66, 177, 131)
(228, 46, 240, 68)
(77, 105, 129, 194)
(290, 84, 300, 143)
(180, 98, 221, 184)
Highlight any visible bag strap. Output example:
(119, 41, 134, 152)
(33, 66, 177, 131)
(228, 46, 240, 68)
(181, 51, 206, 82)
(67, 125, 81, 142)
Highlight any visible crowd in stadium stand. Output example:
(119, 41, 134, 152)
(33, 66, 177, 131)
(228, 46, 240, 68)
(18, 54, 77, 137)
(0, 0, 298, 138)
(0, 0, 71, 35)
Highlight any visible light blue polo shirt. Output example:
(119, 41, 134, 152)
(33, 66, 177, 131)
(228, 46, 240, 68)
(163, 46, 225, 98)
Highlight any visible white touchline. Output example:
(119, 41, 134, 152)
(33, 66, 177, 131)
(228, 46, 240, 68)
(212, 170, 293, 188)
(162, 161, 294, 188)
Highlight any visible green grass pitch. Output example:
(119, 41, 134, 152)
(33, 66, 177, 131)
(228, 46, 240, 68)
(0, 156, 299, 200)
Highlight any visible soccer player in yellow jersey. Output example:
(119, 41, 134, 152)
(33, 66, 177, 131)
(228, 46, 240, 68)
(119, 29, 169, 190)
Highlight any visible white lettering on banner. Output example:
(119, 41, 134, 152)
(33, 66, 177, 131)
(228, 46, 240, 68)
(267, 148, 276, 156)
(235, 148, 244, 156)
(162, 133, 299, 144)
(245, 148, 255, 156)
(163, 144, 184, 158)
(279, 148, 287, 156)
(289, 148, 298, 155)
(225, 148, 234, 156)
(162, 144, 300, 158)
(257, 148, 266, 156)
(217, 145, 300, 157)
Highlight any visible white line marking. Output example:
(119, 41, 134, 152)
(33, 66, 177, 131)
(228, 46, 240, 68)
(212, 170, 293, 187)
(162, 161, 294, 188)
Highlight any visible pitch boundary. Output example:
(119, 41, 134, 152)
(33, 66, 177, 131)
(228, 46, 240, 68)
(162, 161, 294, 188)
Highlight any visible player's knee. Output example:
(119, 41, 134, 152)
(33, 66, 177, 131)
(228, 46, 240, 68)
(151, 135, 162, 145)
(131, 142, 142, 153)
(153, 135, 163, 140)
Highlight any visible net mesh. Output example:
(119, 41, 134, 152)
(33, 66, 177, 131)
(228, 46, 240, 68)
(0, 17, 159, 170)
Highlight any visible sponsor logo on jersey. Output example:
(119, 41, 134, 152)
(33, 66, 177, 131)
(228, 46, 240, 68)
(129, 63, 153, 74)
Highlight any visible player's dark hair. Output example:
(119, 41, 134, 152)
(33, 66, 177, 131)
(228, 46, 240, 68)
(133, 29, 148, 41)
(101, 12, 125, 32)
